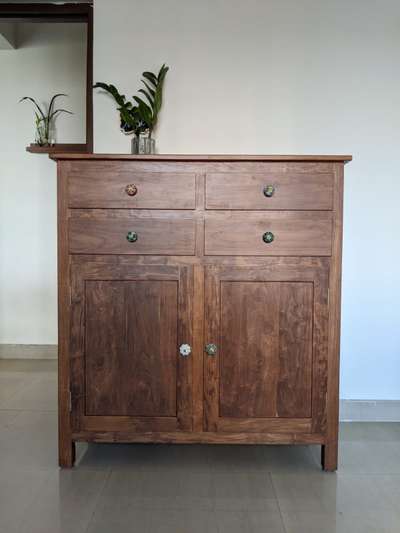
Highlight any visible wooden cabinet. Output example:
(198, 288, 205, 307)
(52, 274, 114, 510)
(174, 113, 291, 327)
(54, 154, 351, 471)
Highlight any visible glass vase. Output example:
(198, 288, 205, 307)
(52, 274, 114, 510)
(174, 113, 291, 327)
(131, 135, 156, 155)
(35, 120, 48, 146)
(131, 136, 139, 154)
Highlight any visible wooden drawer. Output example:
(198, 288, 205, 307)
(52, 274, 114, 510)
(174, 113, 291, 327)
(205, 211, 332, 256)
(206, 168, 333, 210)
(69, 213, 196, 255)
(67, 163, 196, 209)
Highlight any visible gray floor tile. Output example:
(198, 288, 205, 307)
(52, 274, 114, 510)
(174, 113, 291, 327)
(335, 474, 400, 513)
(282, 509, 400, 533)
(274, 471, 400, 515)
(88, 507, 217, 533)
(338, 441, 400, 474)
(145, 509, 218, 533)
(0, 409, 20, 426)
(281, 510, 343, 533)
(0, 373, 32, 407)
(0, 411, 58, 471)
(271, 472, 337, 513)
(215, 511, 250, 533)
(213, 471, 278, 511)
(86, 507, 148, 533)
(247, 510, 287, 533)
(0, 373, 57, 411)
(18, 469, 109, 533)
(94, 469, 214, 512)
(215, 510, 286, 533)
(0, 467, 49, 533)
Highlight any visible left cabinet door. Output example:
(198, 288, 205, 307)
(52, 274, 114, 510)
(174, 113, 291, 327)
(69, 261, 193, 434)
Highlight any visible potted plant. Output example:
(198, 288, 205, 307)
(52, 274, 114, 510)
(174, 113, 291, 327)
(19, 93, 72, 147)
(94, 64, 169, 154)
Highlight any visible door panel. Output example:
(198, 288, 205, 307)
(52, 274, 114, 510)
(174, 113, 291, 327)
(204, 259, 329, 434)
(220, 281, 313, 419)
(70, 263, 193, 432)
(85, 280, 178, 417)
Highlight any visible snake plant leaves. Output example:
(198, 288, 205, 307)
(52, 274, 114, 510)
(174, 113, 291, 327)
(19, 97, 46, 121)
(48, 94, 68, 116)
(19, 94, 72, 145)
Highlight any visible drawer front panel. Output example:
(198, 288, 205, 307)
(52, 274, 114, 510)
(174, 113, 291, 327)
(205, 211, 332, 256)
(68, 167, 196, 209)
(69, 216, 196, 255)
(206, 170, 333, 210)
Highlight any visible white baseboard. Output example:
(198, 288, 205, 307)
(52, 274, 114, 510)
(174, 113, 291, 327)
(0, 344, 57, 359)
(340, 400, 400, 422)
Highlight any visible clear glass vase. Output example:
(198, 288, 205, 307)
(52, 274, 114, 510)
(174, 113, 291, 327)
(131, 135, 156, 154)
(35, 120, 49, 146)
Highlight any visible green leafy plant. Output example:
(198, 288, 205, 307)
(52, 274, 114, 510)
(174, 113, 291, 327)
(94, 63, 169, 139)
(134, 64, 169, 138)
(19, 94, 73, 146)
(92, 82, 147, 136)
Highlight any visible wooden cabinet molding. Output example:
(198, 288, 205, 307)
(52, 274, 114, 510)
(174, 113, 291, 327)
(53, 154, 351, 471)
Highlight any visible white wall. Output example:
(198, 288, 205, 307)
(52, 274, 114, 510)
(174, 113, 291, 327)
(94, 0, 400, 401)
(0, 22, 86, 344)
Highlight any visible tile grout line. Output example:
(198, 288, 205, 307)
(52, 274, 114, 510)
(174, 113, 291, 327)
(269, 471, 289, 533)
(83, 466, 113, 533)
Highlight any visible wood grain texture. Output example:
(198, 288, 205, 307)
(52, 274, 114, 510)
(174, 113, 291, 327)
(69, 216, 196, 255)
(219, 281, 313, 418)
(192, 264, 205, 432)
(176, 266, 194, 430)
(204, 267, 220, 432)
(57, 161, 75, 467)
(205, 211, 332, 256)
(206, 170, 333, 210)
(68, 167, 196, 209)
(204, 262, 328, 434)
(311, 269, 330, 436)
(217, 418, 311, 433)
(72, 431, 325, 445)
(85, 280, 178, 417)
(51, 153, 353, 162)
(322, 163, 345, 472)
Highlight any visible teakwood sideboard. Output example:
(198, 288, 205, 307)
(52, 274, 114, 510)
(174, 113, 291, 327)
(52, 153, 352, 471)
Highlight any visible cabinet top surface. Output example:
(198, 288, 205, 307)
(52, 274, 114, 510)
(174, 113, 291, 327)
(50, 153, 352, 163)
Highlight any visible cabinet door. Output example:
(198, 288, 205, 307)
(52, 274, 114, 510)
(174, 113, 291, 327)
(204, 259, 329, 436)
(70, 262, 193, 433)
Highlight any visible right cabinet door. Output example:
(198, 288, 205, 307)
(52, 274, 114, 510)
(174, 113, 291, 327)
(204, 259, 329, 436)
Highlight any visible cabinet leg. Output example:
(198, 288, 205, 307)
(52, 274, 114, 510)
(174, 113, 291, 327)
(321, 442, 337, 472)
(59, 439, 75, 468)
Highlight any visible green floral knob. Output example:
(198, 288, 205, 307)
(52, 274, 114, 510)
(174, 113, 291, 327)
(205, 343, 217, 356)
(126, 231, 138, 243)
(262, 231, 274, 244)
(263, 185, 275, 198)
